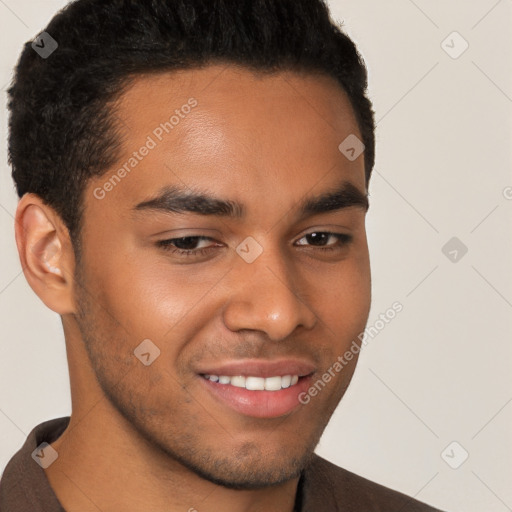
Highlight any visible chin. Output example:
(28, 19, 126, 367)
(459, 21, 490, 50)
(172, 447, 313, 490)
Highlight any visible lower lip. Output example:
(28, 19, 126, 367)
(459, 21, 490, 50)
(199, 375, 313, 418)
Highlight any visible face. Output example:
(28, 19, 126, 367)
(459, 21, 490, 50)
(74, 65, 371, 489)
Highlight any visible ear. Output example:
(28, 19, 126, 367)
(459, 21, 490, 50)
(14, 193, 76, 314)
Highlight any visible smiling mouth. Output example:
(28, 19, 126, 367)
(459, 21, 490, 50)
(198, 369, 314, 418)
(201, 374, 301, 391)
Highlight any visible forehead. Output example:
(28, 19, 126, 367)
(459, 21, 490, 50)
(116, 64, 361, 152)
(88, 64, 366, 222)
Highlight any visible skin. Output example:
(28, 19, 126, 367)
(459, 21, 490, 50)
(15, 64, 371, 512)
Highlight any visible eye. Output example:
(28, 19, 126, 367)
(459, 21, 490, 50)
(156, 236, 219, 257)
(156, 231, 353, 259)
(295, 232, 353, 251)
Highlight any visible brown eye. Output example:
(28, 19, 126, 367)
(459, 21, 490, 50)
(156, 236, 219, 257)
(296, 232, 353, 251)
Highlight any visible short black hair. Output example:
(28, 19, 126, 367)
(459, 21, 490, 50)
(7, 0, 375, 254)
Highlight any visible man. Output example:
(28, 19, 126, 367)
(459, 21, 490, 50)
(0, 0, 446, 510)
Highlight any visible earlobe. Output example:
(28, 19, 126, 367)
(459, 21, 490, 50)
(14, 193, 76, 314)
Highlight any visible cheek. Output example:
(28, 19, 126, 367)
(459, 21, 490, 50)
(88, 251, 211, 339)
(84, 255, 232, 382)
(318, 256, 371, 331)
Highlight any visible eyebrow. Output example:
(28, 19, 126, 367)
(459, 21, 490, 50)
(132, 180, 369, 220)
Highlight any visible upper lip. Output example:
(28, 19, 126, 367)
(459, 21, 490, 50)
(196, 358, 316, 378)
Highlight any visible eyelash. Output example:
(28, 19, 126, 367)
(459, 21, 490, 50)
(156, 232, 353, 258)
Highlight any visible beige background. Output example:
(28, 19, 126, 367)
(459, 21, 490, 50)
(1, 1, 511, 511)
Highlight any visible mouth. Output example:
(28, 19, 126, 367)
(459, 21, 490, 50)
(195, 359, 316, 419)
(201, 374, 300, 391)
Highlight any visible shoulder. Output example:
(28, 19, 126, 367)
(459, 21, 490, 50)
(299, 453, 447, 512)
(0, 417, 69, 512)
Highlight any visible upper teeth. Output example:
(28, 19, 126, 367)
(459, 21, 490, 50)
(204, 374, 299, 390)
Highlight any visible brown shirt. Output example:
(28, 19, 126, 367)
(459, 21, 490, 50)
(0, 416, 446, 511)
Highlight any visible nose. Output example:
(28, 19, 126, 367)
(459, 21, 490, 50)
(221, 242, 318, 341)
